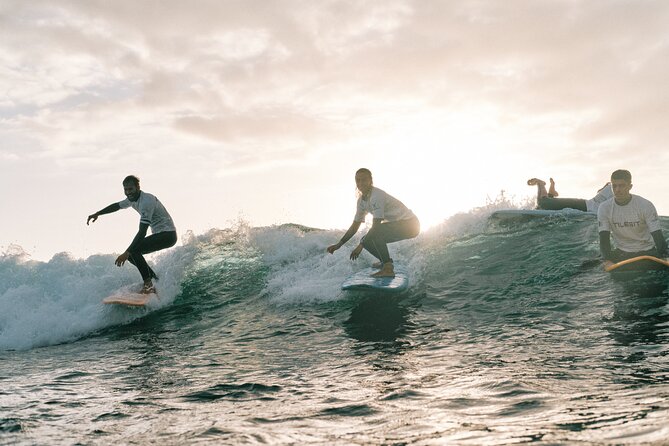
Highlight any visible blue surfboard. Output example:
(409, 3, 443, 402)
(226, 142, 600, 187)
(341, 265, 409, 293)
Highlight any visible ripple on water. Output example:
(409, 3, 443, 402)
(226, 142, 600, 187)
(182, 382, 282, 402)
(317, 404, 378, 417)
(0, 418, 23, 433)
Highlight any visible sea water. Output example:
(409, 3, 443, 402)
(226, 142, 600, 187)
(1, 205, 669, 445)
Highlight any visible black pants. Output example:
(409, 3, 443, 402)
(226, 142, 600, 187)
(537, 197, 587, 212)
(128, 231, 177, 281)
(610, 248, 660, 263)
(362, 217, 420, 264)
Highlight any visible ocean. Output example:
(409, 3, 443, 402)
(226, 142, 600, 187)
(2, 203, 669, 445)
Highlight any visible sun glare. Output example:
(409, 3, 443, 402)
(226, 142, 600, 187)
(363, 108, 509, 230)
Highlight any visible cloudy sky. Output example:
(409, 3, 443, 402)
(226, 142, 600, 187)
(2, 0, 669, 260)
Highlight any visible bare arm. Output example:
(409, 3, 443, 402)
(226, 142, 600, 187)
(326, 221, 362, 254)
(115, 222, 149, 267)
(87, 203, 121, 225)
(127, 222, 149, 253)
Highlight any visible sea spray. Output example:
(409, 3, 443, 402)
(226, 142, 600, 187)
(0, 195, 630, 352)
(0, 241, 193, 351)
(251, 223, 424, 304)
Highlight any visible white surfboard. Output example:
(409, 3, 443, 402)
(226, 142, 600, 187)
(102, 292, 156, 307)
(341, 264, 409, 293)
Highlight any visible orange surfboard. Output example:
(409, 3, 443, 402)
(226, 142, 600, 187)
(102, 292, 156, 307)
(605, 255, 669, 272)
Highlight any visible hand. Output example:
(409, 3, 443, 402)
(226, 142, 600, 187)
(115, 251, 130, 267)
(326, 243, 341, 254)
(87, 213, 99, 225)
(350, 244, 363, 260)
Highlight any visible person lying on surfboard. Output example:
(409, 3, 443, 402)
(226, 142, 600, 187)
(326, 168, 419, 278)
(597, 169, 667, 269)
(527, 177, 612, 213)
(86, 175, 177, 294)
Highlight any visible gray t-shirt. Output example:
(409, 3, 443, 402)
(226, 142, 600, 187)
(119, 191, 176, 234)
(354, 187, 415, 223)
(597, 194, 661, 252)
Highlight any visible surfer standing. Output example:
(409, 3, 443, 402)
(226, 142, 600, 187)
(326, 168, 419, 278)
(87, 175, 177, 293)
(597, 169, 667, 268)
(527, 177, 613, 213)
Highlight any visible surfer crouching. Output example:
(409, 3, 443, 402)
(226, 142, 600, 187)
(597, 169, 667, 269)
(87, 175, 177, 293)
(326, 168, 419, 278)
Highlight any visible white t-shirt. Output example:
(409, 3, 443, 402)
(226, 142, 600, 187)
(119, 191, 176, 234)
(354, 187, 416, 223)
(585, 184, 613, 212)
(597, 194, 661, 252)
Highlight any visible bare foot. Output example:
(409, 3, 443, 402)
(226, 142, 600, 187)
(548, 178, 559, 197)
(527, 178, 546, 187)
(140, 283, 156, 294)
(371, 263, 395, 278)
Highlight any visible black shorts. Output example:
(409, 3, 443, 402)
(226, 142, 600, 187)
(537, 197, 587, 212)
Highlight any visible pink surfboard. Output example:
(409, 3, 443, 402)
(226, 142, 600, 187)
(102, 292, 156, 307)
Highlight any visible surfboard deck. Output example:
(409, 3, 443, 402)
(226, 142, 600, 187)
(342, 265, 409, 293)
(102, 292, 156, 307)
(605, 256, 669, 273)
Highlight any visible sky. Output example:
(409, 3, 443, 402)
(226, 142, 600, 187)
(2, 0, 669, 261)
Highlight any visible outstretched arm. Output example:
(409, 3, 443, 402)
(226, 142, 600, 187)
(651, 230, 667, 258)
(87, 203, 121, 225)
(327, 221, 362, 254)
(115, 222, 149, 266)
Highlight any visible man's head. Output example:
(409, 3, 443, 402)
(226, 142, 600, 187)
(355, 168, 373, 196)
(122, 175, 141, 202)
(610, 169, 632, 203)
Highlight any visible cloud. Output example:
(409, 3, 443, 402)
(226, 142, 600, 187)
(5, 0, 669, 262)
(2, 1, 669, 195)
(173, 108, 340, 143)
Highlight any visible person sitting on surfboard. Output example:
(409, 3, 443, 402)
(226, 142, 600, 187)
(527, 177, 612, 213)
(597, 169, 667, 268)
(326, 168, 419, 278)
(87, 175, 177, 294)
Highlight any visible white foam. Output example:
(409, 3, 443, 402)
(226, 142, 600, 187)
(250, 224, 424, 304)
(0, 193, 537, 349)
(248, 193, 533, 304)
(423, 191, 533, 241)
(0, 244, 192, 351)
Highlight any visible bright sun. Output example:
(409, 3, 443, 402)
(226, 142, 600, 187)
(365, 108, 514, 230)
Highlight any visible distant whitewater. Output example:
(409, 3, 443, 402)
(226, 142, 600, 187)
(2, 198, 669, 444)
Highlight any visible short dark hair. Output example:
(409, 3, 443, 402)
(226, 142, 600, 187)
(611, 169, 631, 183)
(123, 175, 140, 187)
(356, 168, 372, 178)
